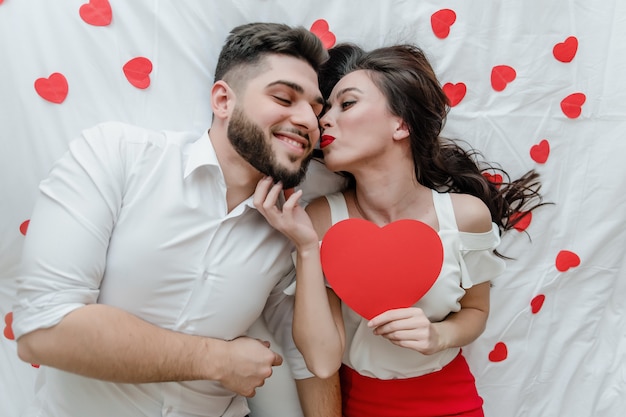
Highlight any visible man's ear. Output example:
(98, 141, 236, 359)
(392, 119, 410, 141)
(211, 80, 235, 120)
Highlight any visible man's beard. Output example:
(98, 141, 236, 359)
(227, 107, 312, 189)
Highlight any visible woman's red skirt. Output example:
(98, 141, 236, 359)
(340, 352, 484, 417)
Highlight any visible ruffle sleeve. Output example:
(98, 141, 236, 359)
(458, 223, 506, 288)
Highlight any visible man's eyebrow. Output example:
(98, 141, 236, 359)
(267, 80, 324, 106)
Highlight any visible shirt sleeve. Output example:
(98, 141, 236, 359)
(12, 123, 129, 339)
(262, 265, 314, 380)
(458, 223, 506, 288)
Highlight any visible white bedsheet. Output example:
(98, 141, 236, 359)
(1, 1, 624, 416)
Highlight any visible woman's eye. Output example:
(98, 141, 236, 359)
(341, 100, 355, 109)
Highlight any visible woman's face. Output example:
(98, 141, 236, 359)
(319, 70, 401, 173)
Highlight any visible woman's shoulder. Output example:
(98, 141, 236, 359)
(448, 192, 493, 234)
(305, 195, 334, 239)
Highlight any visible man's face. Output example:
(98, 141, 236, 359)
(227, 54, 324, 188)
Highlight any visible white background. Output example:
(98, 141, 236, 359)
(1, 1, 625, 416)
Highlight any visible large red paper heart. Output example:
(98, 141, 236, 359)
(560, 93, 586, 118)
(123, 57, 153, 89)
(443, 82, 466, 107)
(34, 73, 68, 103)
(310, 19, 336, 49)
(530, 139, 550, 164)
(79, 0, 112, 26)
(553, 36, 578, 63)
(491, 65, 516, 92)
(320, 218, 443, 320)
(431, 9, 456, 39)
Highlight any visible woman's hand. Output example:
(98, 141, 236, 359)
(367, 307, 444, 355)
(253, 177, 319, 251)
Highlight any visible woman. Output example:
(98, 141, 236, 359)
(254, 43, 545, 417)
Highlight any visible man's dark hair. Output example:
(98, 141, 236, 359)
(214, 22, 328, 88)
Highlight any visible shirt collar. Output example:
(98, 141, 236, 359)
(183, 130, 220, 179)
(183, 130, 257, 211)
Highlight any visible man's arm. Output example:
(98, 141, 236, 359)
(16, 303, 282, 397)
(296, 374, 342, 417)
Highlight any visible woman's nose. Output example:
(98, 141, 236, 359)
(319, 112, 332, 128)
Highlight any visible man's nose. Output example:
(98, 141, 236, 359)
(291, 102, 320, 132)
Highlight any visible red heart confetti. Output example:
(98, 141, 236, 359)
(19, 219, 30, 236)
(431, 9, 456, 39)
(491, 65, 516, 92)
(3, 312, 14, 340)
(509, 211, 532, 232)
(32, 364, 40, 368)
(553, 36, 578, 63)
(530, 139, 550, 164)
(488, 342, 508, 362)
(34, 73, 68, 104)
(79, 0, 112, 26)
(123, 57, 153, 89)
(556, 250, 580, 272)
(483, 172, 502, 189)
(531, 294, 545, 314)
(310, 19, 336, 49)
(443, 82, 467, 107)
(560, 93, 586, 118)
(321, 218, 443, 320)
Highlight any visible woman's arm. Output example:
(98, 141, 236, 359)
(254, 179, 345, 378)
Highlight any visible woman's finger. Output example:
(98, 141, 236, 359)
(253, 176, 274, 211)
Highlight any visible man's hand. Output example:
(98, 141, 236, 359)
(216, 337, 283, 397)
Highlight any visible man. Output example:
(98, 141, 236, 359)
(13, 22, 340, 417)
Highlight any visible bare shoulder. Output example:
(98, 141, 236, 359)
(449, 193, 493, 233)
(304, 196, 333, 239)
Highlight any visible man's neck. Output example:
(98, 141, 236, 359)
(208, 129, 262, 213)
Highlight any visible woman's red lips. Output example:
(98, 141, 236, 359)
(320, 135, 335, 149)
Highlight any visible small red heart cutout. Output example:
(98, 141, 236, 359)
(34, 73, 68, 104)
(491, 65, 516, 92)
(3, 312, 14, 340)
(483, 172, 502, 189)
(530, 139, 550, 164)
(19, 219, 30, 236)
(553, 36, 578, 63)
(556, 250, 580, 272)
(560, 93, 586, 118)
(310, 19, 336, 49)
(123, 57, 153, 89)
(79, 0, 112, 26)
(443, 82, 466, 107)
(431, 9, 456, 39)
(509, 211, 532, 232)
(321, 218, 443, 320)
(531, 294, 545, 314)
(488, 342, 508, 362)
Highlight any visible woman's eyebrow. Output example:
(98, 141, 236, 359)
(332, 87, 363, 100)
